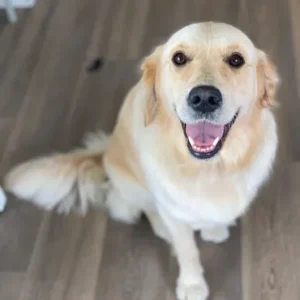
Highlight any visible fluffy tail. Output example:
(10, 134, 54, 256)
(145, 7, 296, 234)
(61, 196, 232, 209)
(4, 131, 110, 215)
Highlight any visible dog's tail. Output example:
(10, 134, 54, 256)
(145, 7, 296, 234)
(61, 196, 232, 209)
(4, 131, 110, 215)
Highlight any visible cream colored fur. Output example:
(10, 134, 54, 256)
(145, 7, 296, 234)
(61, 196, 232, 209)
(4, 23, 279, 300)
(5, 131, 110, 214)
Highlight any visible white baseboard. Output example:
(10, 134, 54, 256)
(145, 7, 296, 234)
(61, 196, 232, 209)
(0, 0, 36, 8)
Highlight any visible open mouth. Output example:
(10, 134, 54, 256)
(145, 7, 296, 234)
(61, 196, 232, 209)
(181, 111, 239, 160)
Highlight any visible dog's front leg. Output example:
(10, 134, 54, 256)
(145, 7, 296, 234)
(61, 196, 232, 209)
(158, 207, 209, 300)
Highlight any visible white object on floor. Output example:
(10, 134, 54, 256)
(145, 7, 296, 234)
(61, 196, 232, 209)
(0, 0, 36, 23)
(0, 186, 7, 212)
(4, 0, 17, 23)
(0, 0, 36, 8)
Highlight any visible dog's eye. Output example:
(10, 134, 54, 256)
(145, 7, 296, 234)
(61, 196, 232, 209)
(172, 52, 188, 66)
(227, 53, 245, 68)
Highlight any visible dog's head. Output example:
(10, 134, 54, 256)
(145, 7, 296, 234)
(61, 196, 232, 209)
(142, 22, 279, 160)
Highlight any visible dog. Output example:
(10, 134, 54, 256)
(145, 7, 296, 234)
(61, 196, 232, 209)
(4, 22, 279, 300)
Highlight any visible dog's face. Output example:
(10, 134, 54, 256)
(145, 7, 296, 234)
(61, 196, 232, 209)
(143, 23, 279, 160)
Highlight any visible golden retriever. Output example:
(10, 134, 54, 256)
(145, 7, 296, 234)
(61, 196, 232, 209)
(5, 22, 279, 300)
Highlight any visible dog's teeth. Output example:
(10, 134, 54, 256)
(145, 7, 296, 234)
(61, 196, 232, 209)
(212, 137, 220, 146)
(192, 143, 217, 153)
(188, 136, 195, 146)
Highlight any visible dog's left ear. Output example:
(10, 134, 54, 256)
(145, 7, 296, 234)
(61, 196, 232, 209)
(256, 50, 280, 108)
(141, 45, 163, 126)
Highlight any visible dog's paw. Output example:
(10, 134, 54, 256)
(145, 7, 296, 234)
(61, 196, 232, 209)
(176, 279, 209, 300)
(201, 226, 230, 244)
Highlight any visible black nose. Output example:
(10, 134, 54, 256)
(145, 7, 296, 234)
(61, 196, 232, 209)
(187, 85, 222, 113)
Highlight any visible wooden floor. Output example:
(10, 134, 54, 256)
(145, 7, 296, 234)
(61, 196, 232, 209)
(0, 0, 299, 299)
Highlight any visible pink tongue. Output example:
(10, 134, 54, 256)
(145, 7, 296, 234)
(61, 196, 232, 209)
(185, 121, 224, 147)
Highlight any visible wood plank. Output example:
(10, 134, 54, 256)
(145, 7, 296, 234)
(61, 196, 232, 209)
(64, 60, 139, 148)
(239, 1, 299, 298)
(17, 211, 107, 300)
(199, 226, 242, 300)
(95, 219, 171, 300)
(0, 199, 43, 272)
(243, 160, 300, 300)
(0, 0, 58, 118)
(0, 272, 25, 300)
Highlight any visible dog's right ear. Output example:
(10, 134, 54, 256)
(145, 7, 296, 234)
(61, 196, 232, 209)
(141, 45, 163, 127)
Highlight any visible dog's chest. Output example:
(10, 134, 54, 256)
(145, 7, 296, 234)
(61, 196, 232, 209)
(142, 157, 249, 228)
